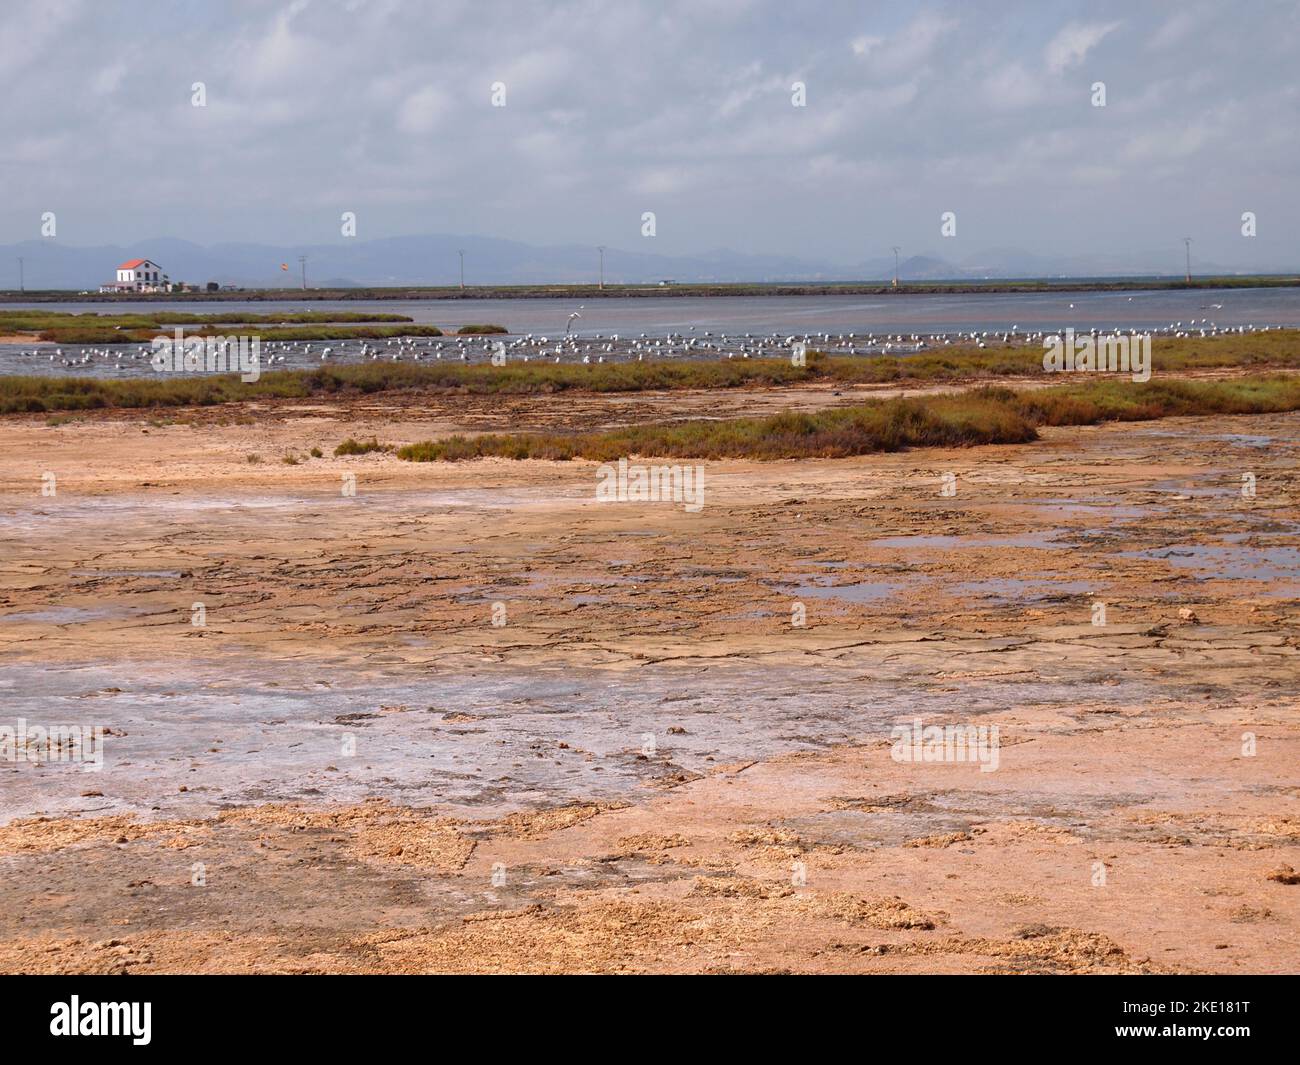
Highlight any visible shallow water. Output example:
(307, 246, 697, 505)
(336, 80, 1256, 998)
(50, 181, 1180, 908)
(867, 532, 1063, 550)
(1122, 544, 1300, 589)
(949, 578, 1097, 604)
(10, 286, 1300, 335)
(781, 579, 904, 603)
(4, 286, 1299, 378)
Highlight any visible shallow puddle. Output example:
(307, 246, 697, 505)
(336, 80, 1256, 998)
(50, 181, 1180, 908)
(779, 579, 904, 603)
(868, 532, 1062, 550)
(1122, 543, 1300, 588)
(948, 578, 1096, 604)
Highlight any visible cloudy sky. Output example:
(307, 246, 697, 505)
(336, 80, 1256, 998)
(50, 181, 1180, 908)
(2, 0, 1296, 269)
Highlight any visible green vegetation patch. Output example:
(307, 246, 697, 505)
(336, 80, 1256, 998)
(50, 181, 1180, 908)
(333, 436, 392, 456)
(397, 375, 1300, 462)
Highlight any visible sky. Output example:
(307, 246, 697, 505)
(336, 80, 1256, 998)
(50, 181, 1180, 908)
(1, 0, 1297, 271)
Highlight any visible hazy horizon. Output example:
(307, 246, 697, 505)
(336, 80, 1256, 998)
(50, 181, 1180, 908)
(7, 229, 1300, 291)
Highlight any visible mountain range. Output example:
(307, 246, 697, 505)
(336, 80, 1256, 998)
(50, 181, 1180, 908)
(1, 235, 1291, 290)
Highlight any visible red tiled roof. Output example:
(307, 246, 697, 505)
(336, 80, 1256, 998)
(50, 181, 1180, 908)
(118, 258, 149, 270)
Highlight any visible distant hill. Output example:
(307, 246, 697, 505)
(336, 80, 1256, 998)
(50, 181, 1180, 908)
(0, 234, 1289, 291)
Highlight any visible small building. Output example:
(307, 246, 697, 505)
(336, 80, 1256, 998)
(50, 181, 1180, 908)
(100, 258, 170, 293)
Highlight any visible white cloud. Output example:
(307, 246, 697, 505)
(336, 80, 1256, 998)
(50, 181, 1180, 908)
(983, 62, 1042, 109)
(1044, 20, 1121, 75)
(854, 13, 958, 78)
(397, 87, 450, 134)
(1150, 5, 1214, 50)
(91, 62, 127, 96)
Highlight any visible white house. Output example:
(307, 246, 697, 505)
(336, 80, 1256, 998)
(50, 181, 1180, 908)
(101, 258, 169, 293)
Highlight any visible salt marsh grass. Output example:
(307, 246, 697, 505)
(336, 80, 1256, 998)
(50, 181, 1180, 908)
(397, 376, 1300, 462)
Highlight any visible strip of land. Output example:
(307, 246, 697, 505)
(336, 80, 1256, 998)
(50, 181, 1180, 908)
(4, 275, 1299, 303)
(0, 310, 510, 345)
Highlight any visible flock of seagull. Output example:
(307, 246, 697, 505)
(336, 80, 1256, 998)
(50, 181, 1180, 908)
(0, 317, 1279, 378)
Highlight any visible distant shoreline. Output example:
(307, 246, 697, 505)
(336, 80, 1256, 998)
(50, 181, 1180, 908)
(2, 276, 1299, 303)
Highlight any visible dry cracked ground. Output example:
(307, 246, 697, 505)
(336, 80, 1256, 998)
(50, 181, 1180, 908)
(0, 380, 1297, 973)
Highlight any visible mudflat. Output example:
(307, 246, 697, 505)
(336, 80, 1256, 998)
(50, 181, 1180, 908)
(1, 382, 1297, 974)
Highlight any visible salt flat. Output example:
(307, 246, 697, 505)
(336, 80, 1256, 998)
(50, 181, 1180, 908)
(0, 385, 1296, 973)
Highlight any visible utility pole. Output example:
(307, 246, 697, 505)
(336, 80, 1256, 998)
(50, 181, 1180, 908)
(598, 246, 605, 290)
(1183, 237, 1192, 283)
(17, 257, 23, 293)
(891, 246, 901, 288)
(458, 249, 465, 290)
(298, 255, 308, 290)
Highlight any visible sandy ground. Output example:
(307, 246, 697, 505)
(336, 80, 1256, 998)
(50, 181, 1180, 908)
(1, 381, 1297, 973)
